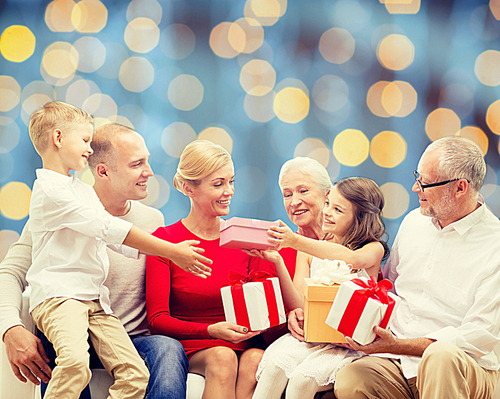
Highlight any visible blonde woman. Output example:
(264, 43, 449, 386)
(146, 140, 266, 399)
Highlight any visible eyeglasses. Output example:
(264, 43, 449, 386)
(413, 171, 470, 192)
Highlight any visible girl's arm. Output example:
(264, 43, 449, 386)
(291, 251, 312, 296)
(269, 222, 384, 276)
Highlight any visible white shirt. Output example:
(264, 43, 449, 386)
(383, 204, 500, 378)
(27, 169, 136, 314)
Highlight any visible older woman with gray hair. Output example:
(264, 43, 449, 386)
(277, 157, 333, 279)
(253, 157, 332, 349)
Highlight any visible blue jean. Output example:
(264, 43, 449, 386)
(131, 334, 189, 399)
(41, 332, 189, 399)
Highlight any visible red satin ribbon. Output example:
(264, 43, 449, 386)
(336, 277, 396, 338)
(227, 269, 273, 285)
(263, 280, 280, 327)
(231, 284, 251, 329)
(227, 270, 281, 330)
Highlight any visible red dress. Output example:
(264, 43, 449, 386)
(146, 220, 264, 359)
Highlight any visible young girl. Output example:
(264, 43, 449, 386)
(248, 177, 389, 399)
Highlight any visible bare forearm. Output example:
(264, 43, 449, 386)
(347, 327, 436, 356)
(389, 337, 435, 357)
(123, 226, 176, 257)
(292, 236, 379, 271)
(292, 236, 356, 264)
(273, 257, 303, 310)
(127, 226, 212, 277)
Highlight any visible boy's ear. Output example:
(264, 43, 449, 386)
(96, 164, 109, 178)
(52, 129, 63, 149)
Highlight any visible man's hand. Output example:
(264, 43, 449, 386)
(3, 325, 52, 384)
(288, 308, 305, 341)
(345, 326, 397, 354)
(345, 326, 435, 357)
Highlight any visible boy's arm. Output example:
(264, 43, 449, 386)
(0, 222, 52, 384)
(32, 186, 213, 277)
(123, 226, 213, 278)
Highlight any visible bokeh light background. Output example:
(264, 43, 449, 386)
(1, 0, 500, 262)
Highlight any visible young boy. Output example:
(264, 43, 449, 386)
(26, 101, 212, 399)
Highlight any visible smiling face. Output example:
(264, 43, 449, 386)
(323, 185, 355, 241)
(281, 169, 328, 231)
(60, 122, 94, 173)
(188, 161, 235, 217)
(106, 132, 153, 202)
(413, 150, 456, 222)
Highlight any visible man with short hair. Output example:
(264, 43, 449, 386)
(333, 136, 500, 398)
(0, 123, 189, 399)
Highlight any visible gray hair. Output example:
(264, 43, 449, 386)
(424, 136, 486, 193)
(278, 157, 332, 194)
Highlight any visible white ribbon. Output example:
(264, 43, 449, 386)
(311, 259, 357, 285)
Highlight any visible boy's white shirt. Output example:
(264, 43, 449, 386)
(27, 168, 137, 314)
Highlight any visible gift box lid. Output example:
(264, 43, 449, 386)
(302, 278, 340, 302)
(220, 217, 278, 232)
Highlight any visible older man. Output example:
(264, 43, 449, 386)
(333, 136, 500, 398)
(0, 124, 189, 399)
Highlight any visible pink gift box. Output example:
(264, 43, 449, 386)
(221, 276, 286, 331)
(325, 277, 401, 345)
(219, 217, 279, 250)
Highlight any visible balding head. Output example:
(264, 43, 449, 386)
(88, 124, 136, 173)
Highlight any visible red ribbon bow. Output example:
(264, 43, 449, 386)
(226, 270, 280, 330)
(227, 269, 273, 286)
(336, 277, 396, 339)
(350, 276, 393, 305)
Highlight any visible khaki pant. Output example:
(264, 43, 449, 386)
(32, 297, 149, 399)
(334, 341, 499, 399)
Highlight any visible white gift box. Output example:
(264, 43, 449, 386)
(325, 277, 401, 345)
(221, 277, 286, 331)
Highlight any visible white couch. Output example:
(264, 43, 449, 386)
(0, 288, 205, 399)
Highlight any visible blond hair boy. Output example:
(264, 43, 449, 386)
(27, 101, 212, 399)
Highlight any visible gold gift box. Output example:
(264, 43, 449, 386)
(302, 278, 346, 343)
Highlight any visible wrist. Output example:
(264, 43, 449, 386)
(207, 324, 216, 339)
(291, 234, 302, 250)
(3, 324, 25, 342)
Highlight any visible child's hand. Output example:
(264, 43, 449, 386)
(171, 240, 213, 278)
(267, 220, 298, 250)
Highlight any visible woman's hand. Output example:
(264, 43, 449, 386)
(287, 308, 305, 342)
(207, 322, 261, 344)
(171, 240, 213, 278)
(267, 220, 298, 250)
(242, 248, 282, 264)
